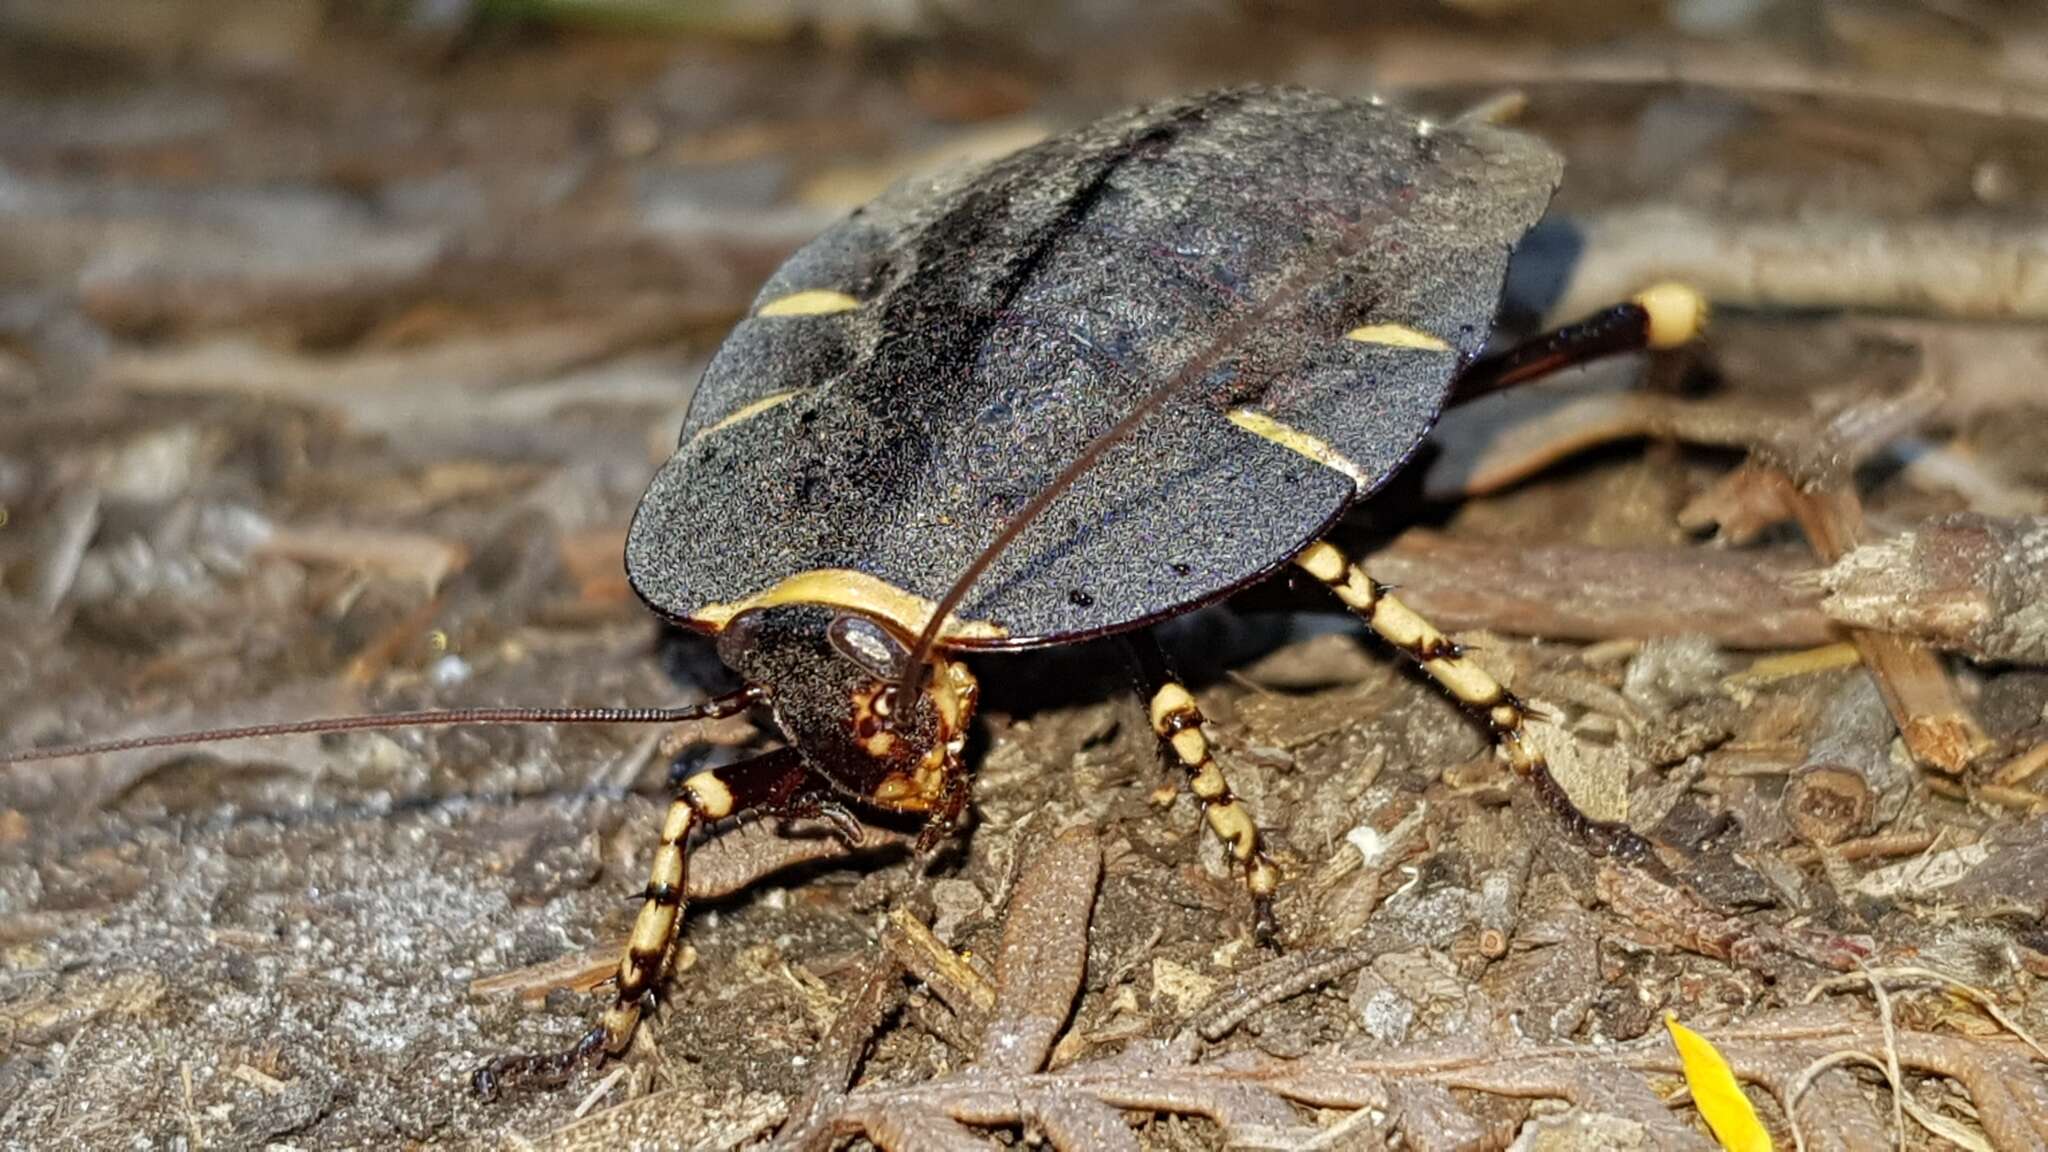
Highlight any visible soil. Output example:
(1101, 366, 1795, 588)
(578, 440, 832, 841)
(4, 5, 2048, 1149)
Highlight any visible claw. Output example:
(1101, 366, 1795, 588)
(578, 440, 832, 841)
(814, 801, 867, 848)
(1252, 894, 1280, 946)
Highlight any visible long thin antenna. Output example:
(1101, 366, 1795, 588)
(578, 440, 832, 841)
(895, 201, 1394, 706)
(0, 688, 764, 765)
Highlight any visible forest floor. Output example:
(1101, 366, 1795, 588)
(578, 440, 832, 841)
(3, 4, 2048, 1149)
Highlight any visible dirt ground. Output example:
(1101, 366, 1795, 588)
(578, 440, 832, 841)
(4, 3, 2048, 1149)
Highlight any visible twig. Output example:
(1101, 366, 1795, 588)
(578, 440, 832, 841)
(572, 1066, 627, 1119)
(469, 935, 633, 1005)
(1810, 514, 2048, 666)
(774, 954, 910, 1152)
(881, 909, 996, 1023)
(1193, 946, 1375, 1043)
(1993, 742, 2048, 787)
(980, 827, 1102, 1074)
(1476, 838, 1535, 959)
(684, 818, 911, 902)
(1550, 206, 2048, 325)
(1780, 479, 1989, 773)
(1722, 643, 1863, 689)
(1781, 829, 1940, 867)
(1924, 774, 2048, 813)
(1806, 965, 2048, 1063)
(1438, 390, 1813, 498)
(1364, 529, 1831, 649)
(1783, 675, 1907, 847)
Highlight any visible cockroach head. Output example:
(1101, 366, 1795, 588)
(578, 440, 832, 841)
(717, 604, 975, 789)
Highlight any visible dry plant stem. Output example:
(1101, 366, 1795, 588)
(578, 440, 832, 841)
(1781, 829, 1938, 867)
(1784, 675, 1906, 847)
(1782, 478, 1988, 773)
(1806, 966, 2048, 1062)
(685, 818, 912, 900)
(837, 1017, 2048, 1151)
(776, 954, 912, 1152)
(1994, 742, 2048, 787)
(979, 827, 1102, 1074)
(1194, 946, 1376, 1042)
(1814, 514, 2048, 666)
(1924, 775, 2048, 813)
(1364, 529, 1831, 648)
(470, 935, 631, 1005)
(1476, 839, 1535, 958)
(1448, 391, 1813, 498)
(881, 909, 997, 1022)
(105, 300, 712, 411)
(1596, 861, 1868, 972)
(1548, 206, 2048, 324)
(1462, 379, 1940, 507)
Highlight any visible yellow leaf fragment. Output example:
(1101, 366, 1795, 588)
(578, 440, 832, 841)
(1666, 1012, 1774, 1152)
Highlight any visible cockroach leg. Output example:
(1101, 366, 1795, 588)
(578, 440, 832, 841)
(1292, 540, 1662, 870)
(1449, 282, 1706, 405)
(909, 750, 971, 859)
(474, 745, 818, 1098)
(1126, 633, 1281, 937)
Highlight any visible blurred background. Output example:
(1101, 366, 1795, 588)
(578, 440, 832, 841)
(4, 3, 2048, 1148)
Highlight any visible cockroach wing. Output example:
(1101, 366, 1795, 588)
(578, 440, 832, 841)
(629, 88, 1561, 648)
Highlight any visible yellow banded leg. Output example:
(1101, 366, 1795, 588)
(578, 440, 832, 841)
(474, 747, 806, 1098)
(1291, 539, 1659, 867)
(1147, 680, 1282, 927)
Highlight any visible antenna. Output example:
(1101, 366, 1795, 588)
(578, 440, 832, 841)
(894, 201, 1394, 707)
(0, 689, 765, 765)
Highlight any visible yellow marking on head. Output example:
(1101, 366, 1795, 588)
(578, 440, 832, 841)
(1344, 323, 1452, 352)
(931, 660, 978, 734)
(1149, 683, 1197, 733)
(874, 769, 943, 812)
(1227, 409, 1368, 488)
(689, 390, 803, 444)
(685, 773, 735, 820)
(690, 569, 1007, 643)
(757, 289, 860, 317)
(1633, 282, 1707, 349)
(1293, 540, 1346, 583)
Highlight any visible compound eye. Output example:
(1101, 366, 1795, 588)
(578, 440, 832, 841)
(827, 613, 907, 681)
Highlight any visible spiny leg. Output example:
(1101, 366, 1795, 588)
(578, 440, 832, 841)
(1291, 539, 1660, 868)
(474, 745, 815, 1097)
(1125, 632, 1281, 932)
(1450, 282, 1706, 405)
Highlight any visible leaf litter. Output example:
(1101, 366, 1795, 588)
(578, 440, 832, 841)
(5, 5, 2048, 1151)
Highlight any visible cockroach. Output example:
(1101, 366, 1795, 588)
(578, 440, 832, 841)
(4, 86, 1704, 1096)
